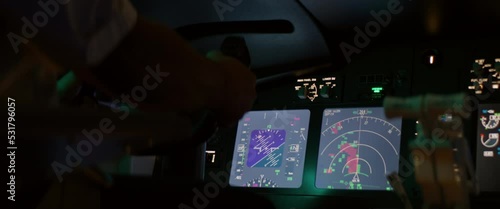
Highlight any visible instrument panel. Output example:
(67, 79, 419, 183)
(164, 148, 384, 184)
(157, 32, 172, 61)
(200, 47, 500, 209)
(228, 108, 403, 191)
(476, 103, 500, 192)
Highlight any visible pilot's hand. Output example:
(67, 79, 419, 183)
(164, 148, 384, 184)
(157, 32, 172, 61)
(206, 51, 256, 127)
(75, 16, 256, 130)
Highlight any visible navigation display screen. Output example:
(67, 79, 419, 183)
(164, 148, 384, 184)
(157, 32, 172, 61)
(229, 110, 310, 188)
(476, 103, 500, 192)
(316, 107, 402, 191)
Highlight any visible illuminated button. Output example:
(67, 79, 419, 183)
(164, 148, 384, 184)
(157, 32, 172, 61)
(429, 55, 435, 64)
(298, 87, 307, 99)
(423, 49, 441, 66)
(371, 87, 384, 93)
(206, 150, 216, 164)
(484, 151, 494, 157)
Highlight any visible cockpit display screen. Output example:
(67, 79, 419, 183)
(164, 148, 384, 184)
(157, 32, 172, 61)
(316, 107, 402, 191)
(229, 110, 310, 188)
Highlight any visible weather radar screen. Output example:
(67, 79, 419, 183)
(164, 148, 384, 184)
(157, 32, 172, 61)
(316, 107, 402, 191)
(229, 110, 310, 188)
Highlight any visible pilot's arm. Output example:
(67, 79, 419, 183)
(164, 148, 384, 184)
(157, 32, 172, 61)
(2, 0, 256, 126)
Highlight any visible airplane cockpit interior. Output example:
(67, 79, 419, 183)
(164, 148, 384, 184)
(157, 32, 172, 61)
(3, 0, 500, 209)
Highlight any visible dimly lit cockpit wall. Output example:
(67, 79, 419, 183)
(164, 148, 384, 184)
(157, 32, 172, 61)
(126, 1, 500, 209)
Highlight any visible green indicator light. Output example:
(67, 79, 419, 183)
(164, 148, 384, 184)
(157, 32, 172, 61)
(371, 87, 383, 93)
(57, 71, 77, 96)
